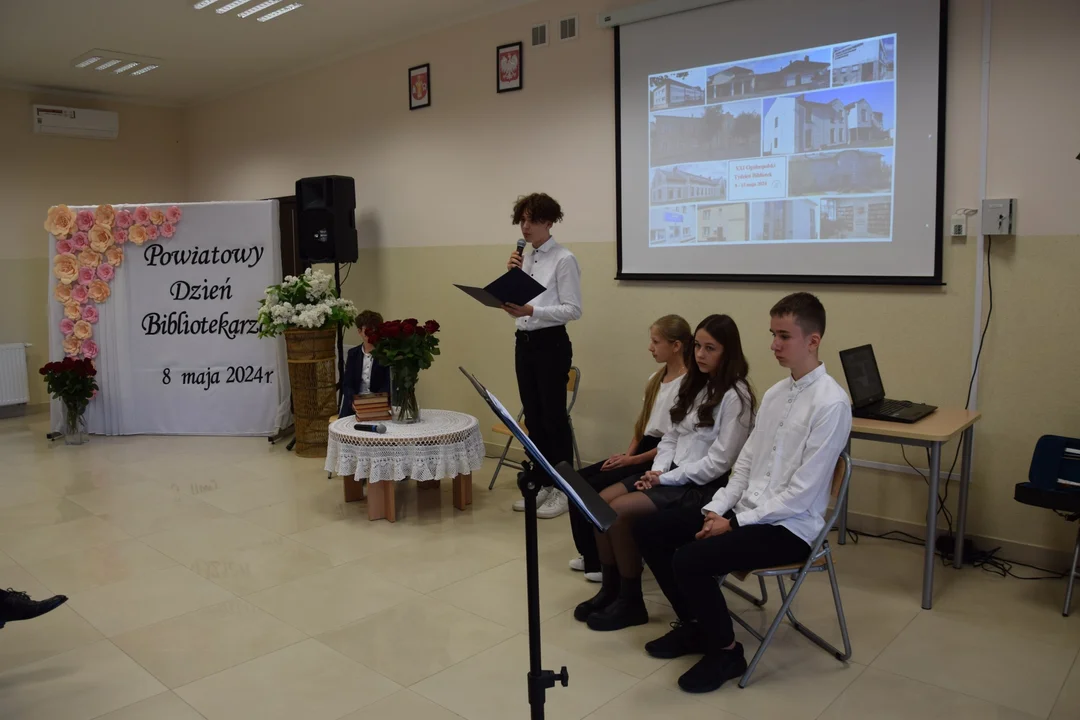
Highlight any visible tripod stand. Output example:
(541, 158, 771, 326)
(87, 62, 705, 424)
(518, 460, 568, 719)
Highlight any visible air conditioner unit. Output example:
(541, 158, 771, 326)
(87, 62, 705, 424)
(32, 105, 119, 140)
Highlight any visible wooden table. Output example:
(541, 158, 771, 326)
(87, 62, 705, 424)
(842, 408, 982, 609)
(325, 411, 485, 522)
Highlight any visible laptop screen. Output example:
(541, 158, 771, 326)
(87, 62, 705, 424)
(840, 345, 886, 408)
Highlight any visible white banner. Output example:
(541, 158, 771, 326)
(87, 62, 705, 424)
(48, 201, 290, 436)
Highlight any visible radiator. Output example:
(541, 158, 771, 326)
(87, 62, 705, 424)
(0, 343, 30, 407)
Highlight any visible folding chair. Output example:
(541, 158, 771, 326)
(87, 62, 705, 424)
(722, 450, 853, 688)
(1013, 435, 1080, 616)
(488, 366, 582, 490)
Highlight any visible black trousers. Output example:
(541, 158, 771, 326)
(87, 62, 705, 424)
(569, 435, 661, 572)
(635, 507, 810, 652)
(515, 326, 573, 485)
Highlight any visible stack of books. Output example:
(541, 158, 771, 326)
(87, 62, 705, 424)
(353, 392, 391, 422)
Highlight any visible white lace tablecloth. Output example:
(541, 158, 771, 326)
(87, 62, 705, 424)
(325, 410, 485, 484)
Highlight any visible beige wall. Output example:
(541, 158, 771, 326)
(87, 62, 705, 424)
(186, 0, 1080, 555)
(0, 88, 187, 404)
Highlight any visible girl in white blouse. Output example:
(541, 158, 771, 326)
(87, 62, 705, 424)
(576, 314, 756, 632)
(568, 315, 692, 580)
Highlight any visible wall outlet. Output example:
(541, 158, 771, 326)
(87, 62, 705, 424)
(980, 198, 1017, 236)
(950, 214, 967, 237)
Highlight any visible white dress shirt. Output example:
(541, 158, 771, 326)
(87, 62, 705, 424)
(653, 382, 753, 486)
(359, 349, 374, 395)
(642, 372, 683, 438)
(702, 364, 852, 545)
(516, 237, 583, 332)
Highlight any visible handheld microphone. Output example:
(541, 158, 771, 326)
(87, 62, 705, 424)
(516, 238, 526, 257)
(354, 422, 388, 434)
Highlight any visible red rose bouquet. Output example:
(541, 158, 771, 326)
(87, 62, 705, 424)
(365, 319, 441, 423)
(40, 357, 98, 444)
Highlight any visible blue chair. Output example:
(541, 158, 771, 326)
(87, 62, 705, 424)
(1013, 435, 1080, 616)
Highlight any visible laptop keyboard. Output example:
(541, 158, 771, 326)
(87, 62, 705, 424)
(879, 399, 911, 415)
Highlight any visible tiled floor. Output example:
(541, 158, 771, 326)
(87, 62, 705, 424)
(1, 413, 1077, 720)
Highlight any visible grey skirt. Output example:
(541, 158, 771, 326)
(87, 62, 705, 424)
(620, 471, 730, 511)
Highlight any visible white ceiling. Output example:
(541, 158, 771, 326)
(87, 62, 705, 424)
(0, 0, 539, 106)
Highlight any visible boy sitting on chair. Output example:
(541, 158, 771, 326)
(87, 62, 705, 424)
(634, 292, 851, 694)
(339, 310, 391, 419)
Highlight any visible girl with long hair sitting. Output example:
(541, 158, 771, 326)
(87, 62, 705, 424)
(568, 315, 692, 581)
(576, 314, 756, 631)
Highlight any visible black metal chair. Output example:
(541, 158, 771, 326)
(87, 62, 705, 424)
(1013, 435, 1080, 616)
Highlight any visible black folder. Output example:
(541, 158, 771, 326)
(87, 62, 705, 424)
(454, 268, 547, 308)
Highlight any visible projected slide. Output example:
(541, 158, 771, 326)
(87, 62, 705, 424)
(648, 35, 896, 248)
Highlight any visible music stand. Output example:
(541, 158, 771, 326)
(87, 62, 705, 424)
(461, 366, 615, 720)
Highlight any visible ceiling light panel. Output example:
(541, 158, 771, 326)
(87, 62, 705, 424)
(216, 0, 256, 13)
(258, 2, 302, 21)
(238, 0, 283, 17)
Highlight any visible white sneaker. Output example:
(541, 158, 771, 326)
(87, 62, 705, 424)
(584, 571, 602, 583)
(512, 486, 550, 512)
(569, 556, 585, 572)
(536, 488, 569, 519)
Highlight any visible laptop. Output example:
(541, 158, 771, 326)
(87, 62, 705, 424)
(839, 345, 937, 424)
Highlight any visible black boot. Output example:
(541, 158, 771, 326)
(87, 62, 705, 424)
(586, 576, 649, 631)
(574, 564, 619, 621)
(0, 589, 68, 629)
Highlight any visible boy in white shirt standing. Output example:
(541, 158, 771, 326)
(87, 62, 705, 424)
(635, 292, 852, 694)
(504, 193, 582, 518)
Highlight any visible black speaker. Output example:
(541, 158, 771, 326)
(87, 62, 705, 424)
(296, 175, 358, 263)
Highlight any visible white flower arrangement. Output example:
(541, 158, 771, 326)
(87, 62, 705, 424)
(256, 268, 358, 338)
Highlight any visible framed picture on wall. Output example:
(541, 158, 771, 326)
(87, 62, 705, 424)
(409, 63, 431, 110)
(497, 42, 523, 93)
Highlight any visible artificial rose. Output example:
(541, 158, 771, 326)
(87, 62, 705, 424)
(114, 228, 128, 245)
(71, 284, 89, 304)
(44, 205, 77, 238)
(96, 263, 115, 282)
(115, 209, 133, 229)
(54, 283, 72, 303)
(64, 300, 82, 320)
(166, 205, 182, 224)
(145, 224, 159, 241)
(60, 318, 75, 335)
(94, 204, 116, 227)
(87, 279, 111, 303)
(133, 206, 151, 226)
(81, 304, 99, 323)
(53, 253, 79, 284)
(77, 249, 102, 269)
(56, 238, 74, 255)
(72, 320, 93, 340)
(75, 209, 95, 232)
(160, 222, 175, 238)
(77, 266, 96, 285)
(105, 246, 124, 267)
(128, 225, 148, 245)
(89, 224, 114, 252)
(81, 339, 99, 360)
(424, 319, 440, 334)
(63, 335, 80, 357)
(149, 209, 165, 226)
(72, 231, 89, 250)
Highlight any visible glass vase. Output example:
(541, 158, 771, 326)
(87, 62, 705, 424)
(62, 404, 88, 446)
(390, 367, 421, 424)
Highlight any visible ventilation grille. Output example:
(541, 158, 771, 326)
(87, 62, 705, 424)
(531, 23, 548, 47)
(559, 16, 578, 41)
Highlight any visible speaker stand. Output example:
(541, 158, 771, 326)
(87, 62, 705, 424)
(333, 261, 346, 415)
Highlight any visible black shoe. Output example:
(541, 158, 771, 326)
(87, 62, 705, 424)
(677, 643, 747, 694)
(574, 564, 619, 621)
(644, 620, 706, 659)
(585, 594, 649, 631)
(0, 589, 68, 628)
